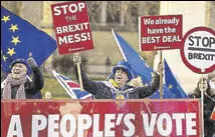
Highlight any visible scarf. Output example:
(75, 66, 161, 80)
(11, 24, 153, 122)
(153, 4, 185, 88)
(2, 74, 27, 99)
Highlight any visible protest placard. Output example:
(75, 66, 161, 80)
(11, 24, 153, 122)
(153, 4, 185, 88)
(139, 15, 182, 51)
(181, 27, 215, 74)
(51, 1, 94, 54)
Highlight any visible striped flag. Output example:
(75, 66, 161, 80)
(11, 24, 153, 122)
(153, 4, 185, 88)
(51, 70, 92, 99)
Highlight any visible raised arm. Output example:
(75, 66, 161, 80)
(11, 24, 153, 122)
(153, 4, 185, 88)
(73, 53, 100, 95)
(26, 57, 44, 93)
(136, 72, 160, 98)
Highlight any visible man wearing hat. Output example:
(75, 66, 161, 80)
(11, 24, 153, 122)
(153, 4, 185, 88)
(73, 53, 161, 99)
(1, 56, 44, 99)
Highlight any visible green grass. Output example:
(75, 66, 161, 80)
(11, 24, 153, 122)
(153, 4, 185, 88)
(41, 75, 103, 99)
(41, 76, 71, 99)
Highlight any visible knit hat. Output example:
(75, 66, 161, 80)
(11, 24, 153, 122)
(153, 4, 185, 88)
(112, 61, 134, 81)
(10, 58, 30, 73)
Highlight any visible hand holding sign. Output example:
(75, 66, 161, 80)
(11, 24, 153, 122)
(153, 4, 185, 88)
(181, 27, 215, 74)
(73, 53, 83, 91)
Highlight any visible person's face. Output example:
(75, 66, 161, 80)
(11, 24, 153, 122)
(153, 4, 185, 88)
(114, 69, 128, 87)
(198, 78, 208, 92)
(11, 63, 27, 80)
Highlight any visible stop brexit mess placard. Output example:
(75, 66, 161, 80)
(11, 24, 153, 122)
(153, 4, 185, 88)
(51, 1, 94, 54)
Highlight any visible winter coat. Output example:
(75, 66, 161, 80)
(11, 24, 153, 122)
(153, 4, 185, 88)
(189, 84, 215, 121)
(76, 66, 160, 99)
(189, 81, 215, 137)
(1, 67, 44, 99)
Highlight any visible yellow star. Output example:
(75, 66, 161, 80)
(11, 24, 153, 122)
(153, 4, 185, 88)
(1, 16, 10, 23)
(7, 48, 16, 56)
(3, 55, 8, 61)
(168, 84, 173, 89)
(9, 24, 19, 32)
(11, 36, 21, 45)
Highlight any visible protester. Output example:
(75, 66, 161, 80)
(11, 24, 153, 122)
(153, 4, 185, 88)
(189, 74, 215, 137)
(73, 53, 162, 99)
(1, 57, 44, 99)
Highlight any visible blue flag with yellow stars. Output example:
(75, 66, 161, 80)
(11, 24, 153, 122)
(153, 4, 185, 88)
(164, 59, 188, 98)
(1, 6, 57, 74)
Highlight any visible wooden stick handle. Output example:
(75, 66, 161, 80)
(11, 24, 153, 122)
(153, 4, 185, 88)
(76, 53, 83, 91)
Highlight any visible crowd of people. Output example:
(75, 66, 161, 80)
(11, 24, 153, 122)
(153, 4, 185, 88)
(1, 55, 215, 136)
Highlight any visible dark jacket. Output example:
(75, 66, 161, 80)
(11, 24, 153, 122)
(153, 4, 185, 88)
(2, 67, 44, 99)
(189, 84, 215, 121)
(189, 81, 215, 137)
(76, 66, 160, 99)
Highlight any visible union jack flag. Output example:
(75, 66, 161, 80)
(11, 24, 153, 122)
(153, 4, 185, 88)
(51, 70, 92, 99)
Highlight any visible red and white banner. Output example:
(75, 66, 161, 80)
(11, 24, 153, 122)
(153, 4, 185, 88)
(1, 99, 202, 137)
(51, 1, 94, 55)
(139, 15, 182, 51)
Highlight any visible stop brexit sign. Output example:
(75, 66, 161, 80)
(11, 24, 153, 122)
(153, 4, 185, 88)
(180, 27, 215, 74)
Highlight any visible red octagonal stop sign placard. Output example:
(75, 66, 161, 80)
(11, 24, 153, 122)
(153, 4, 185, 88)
(181, 27, 215, 74)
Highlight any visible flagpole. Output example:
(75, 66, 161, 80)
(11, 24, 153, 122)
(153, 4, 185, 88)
(159, 50, 163, 99)
(76, 53, 84, 91)
(200, 74, 204, 137)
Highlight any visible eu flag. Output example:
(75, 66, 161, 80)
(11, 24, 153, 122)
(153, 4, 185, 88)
(1, 6, 57, 74)
(164, 59, 188, 98)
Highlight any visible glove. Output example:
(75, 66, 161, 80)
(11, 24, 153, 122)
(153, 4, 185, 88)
(27, 57, 38, 68)
(73, 53, 82, 64)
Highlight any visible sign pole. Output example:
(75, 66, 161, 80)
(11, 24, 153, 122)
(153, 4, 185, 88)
(200, 74, 204, 137)
(77, 53, 84, 91)
(159, 50, 163, 99)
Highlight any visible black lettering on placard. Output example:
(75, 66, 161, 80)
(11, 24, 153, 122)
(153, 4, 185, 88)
(188, 53, 215, 61)
(188, 36, 194, 46)
(188, 36, 215, 48)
